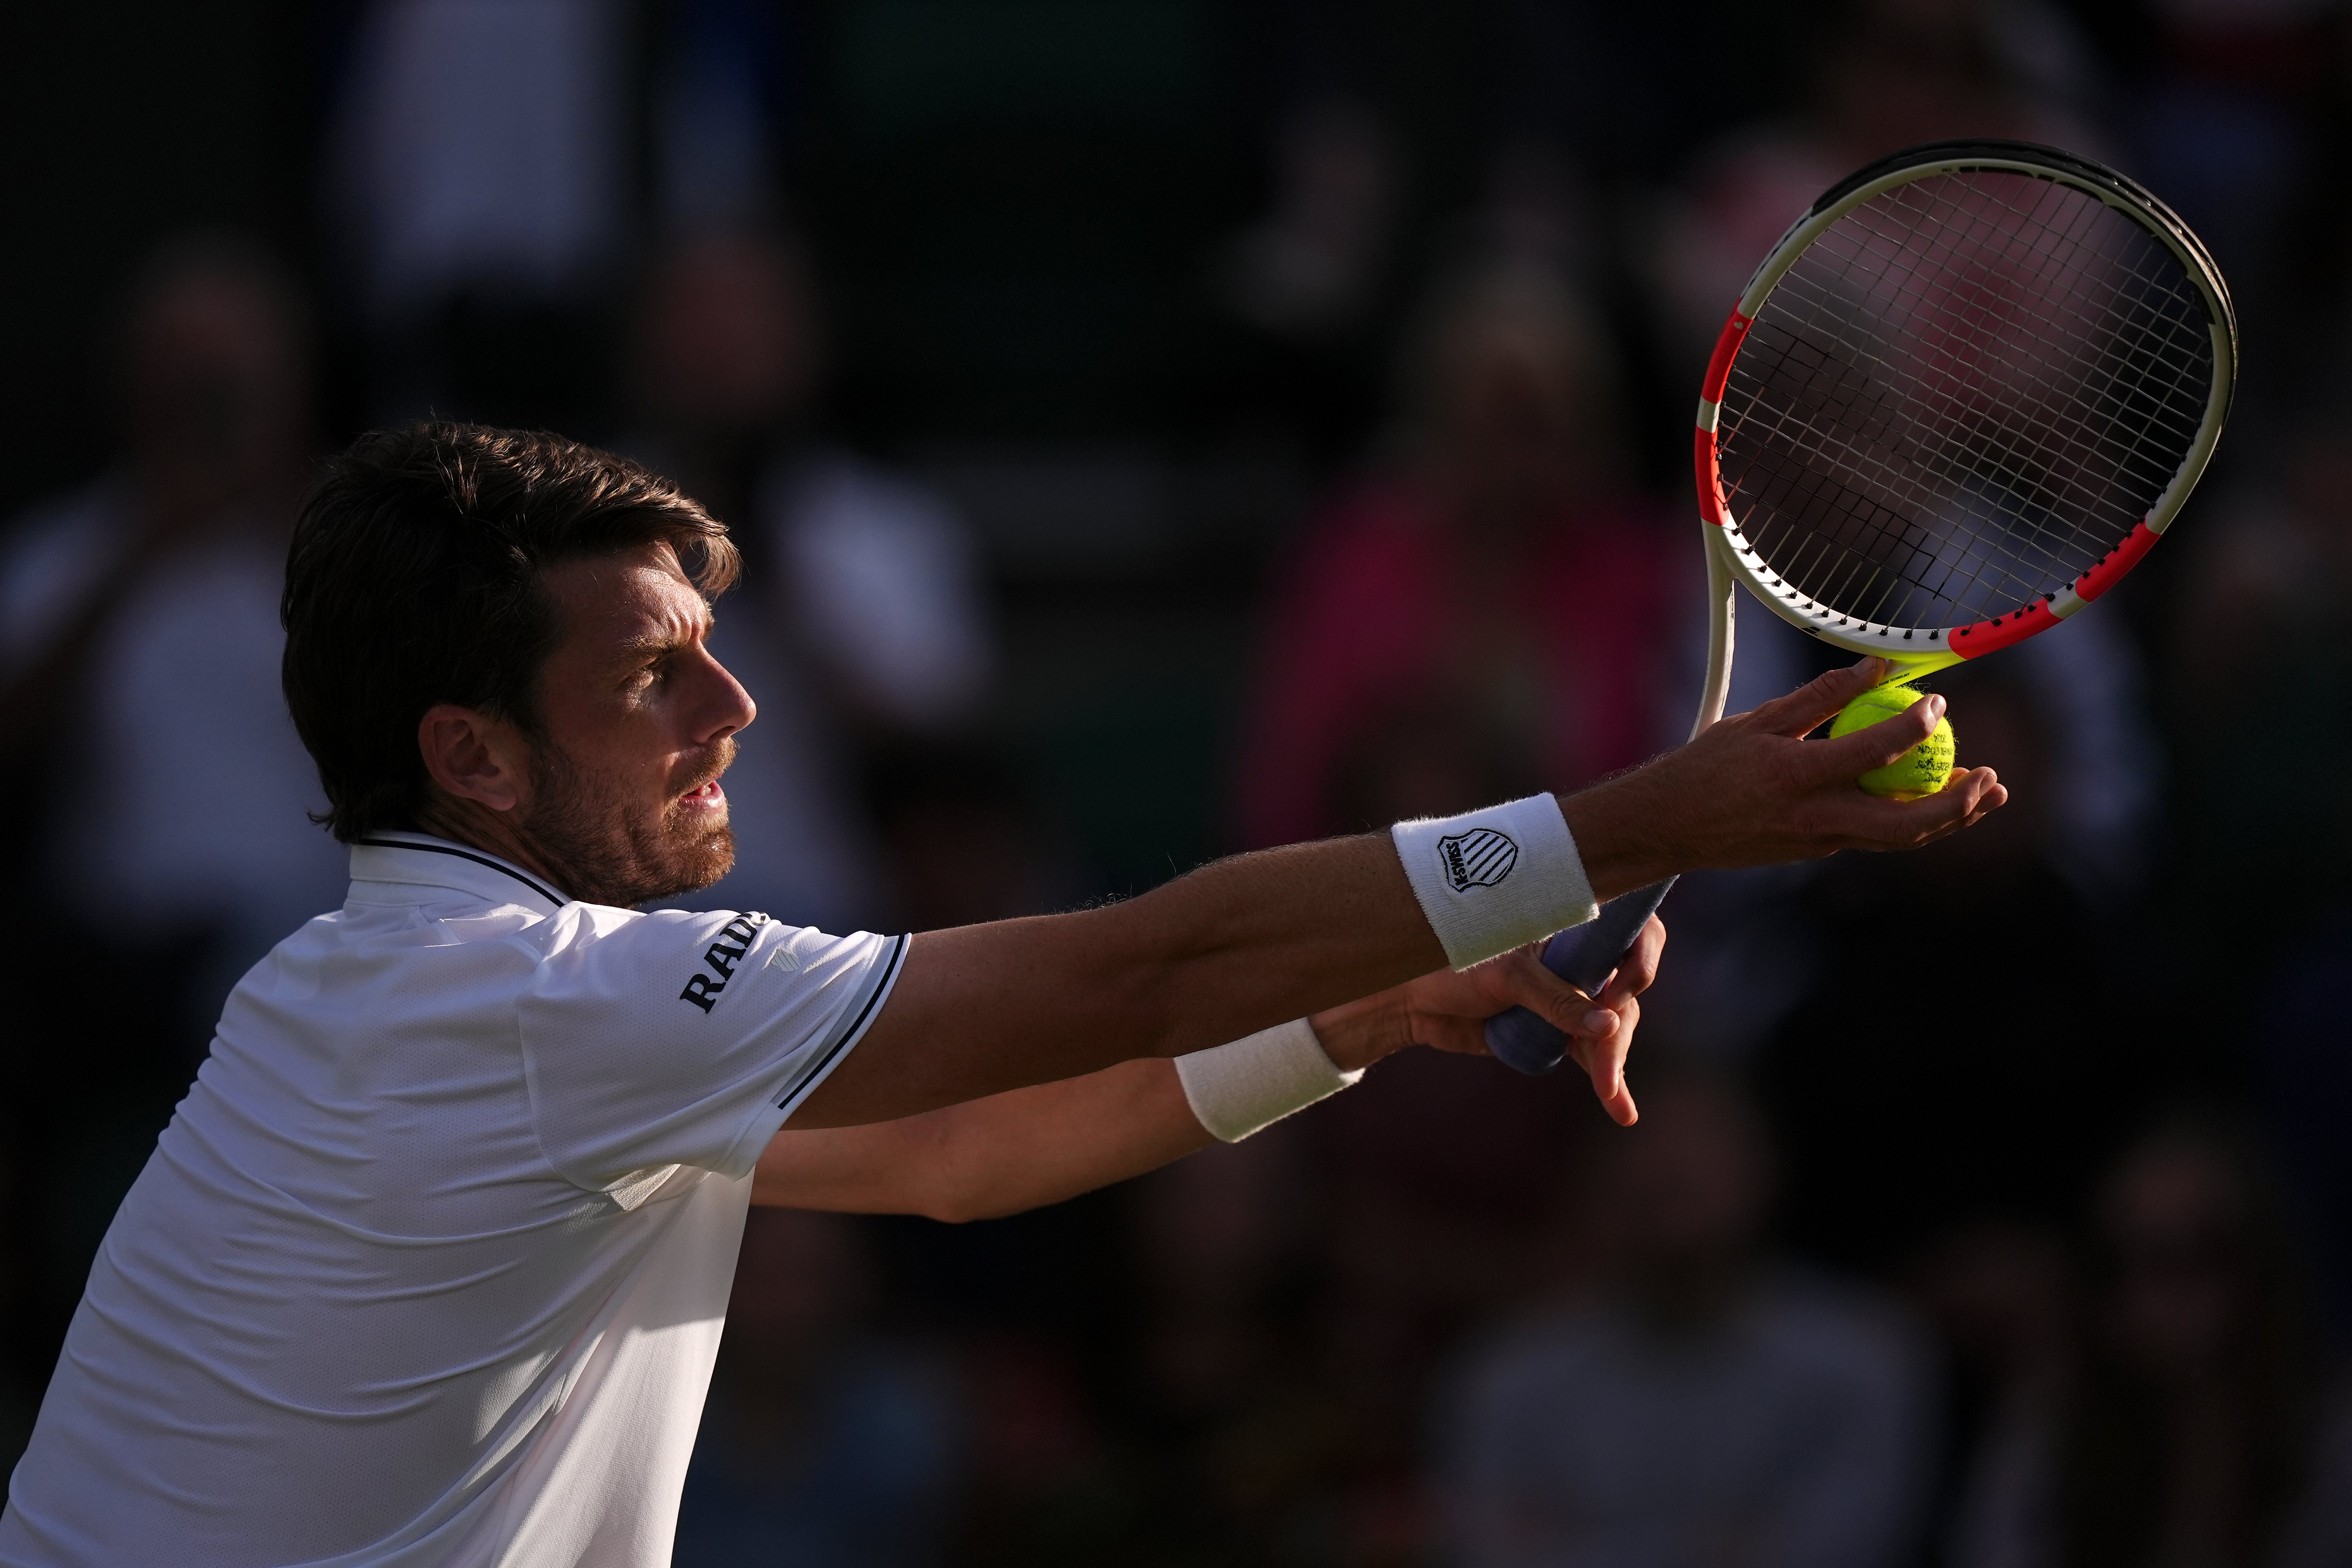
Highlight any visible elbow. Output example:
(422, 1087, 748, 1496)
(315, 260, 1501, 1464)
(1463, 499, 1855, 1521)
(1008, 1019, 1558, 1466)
(1103, 953, 1197, 1062)
(914, 1194, 984, 1225)
(915, 1187, 1034, 1225)
(1070, 907, 1198, 1060)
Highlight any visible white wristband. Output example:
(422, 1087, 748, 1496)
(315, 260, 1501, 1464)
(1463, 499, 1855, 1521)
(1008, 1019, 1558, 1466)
(1391, 793, 1599, 970)
(1175, 1018, 1363, 1143)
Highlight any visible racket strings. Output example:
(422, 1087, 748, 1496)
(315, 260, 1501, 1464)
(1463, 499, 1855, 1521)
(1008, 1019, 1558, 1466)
(1785, 178, 2206, 601)
(1759, 216, 2173, 625)
(1737, 196, 2200, 624)
(1718, 167, 2212, 631)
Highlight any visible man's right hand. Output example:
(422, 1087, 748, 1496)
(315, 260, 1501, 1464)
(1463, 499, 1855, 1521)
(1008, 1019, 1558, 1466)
(1559, 656, 2008, 900)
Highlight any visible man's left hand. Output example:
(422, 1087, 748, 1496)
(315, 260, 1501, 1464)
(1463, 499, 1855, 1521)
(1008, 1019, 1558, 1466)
(1308, 915, 1664, 1126)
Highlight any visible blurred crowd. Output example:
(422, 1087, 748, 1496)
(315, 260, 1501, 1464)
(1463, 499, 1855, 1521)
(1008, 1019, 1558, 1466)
(6, 0, 2352, 1563)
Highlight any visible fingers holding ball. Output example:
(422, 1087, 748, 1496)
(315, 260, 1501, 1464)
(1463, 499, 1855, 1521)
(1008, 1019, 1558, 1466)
(1830, 681, 1958, 800)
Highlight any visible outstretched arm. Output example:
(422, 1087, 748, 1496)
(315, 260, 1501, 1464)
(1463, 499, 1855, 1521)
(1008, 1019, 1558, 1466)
(757, 922, 1664, 1220)
(790, 657, 2000, 1131)
(755, 1058, 1200, 1221)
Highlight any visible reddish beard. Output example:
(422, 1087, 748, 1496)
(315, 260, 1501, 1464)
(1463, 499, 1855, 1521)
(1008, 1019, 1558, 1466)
(521, 736, 738, 906)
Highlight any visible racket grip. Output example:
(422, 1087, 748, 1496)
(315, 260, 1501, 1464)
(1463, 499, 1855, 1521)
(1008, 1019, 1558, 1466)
(1481, 878, 1676, 1076)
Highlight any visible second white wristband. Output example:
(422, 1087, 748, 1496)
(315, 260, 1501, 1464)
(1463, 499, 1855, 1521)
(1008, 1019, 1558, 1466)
(1391, 793, 1599, 970)
(1174, 1019, 1362, 1143)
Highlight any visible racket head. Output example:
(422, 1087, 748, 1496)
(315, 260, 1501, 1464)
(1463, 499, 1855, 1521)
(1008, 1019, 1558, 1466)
(1691, 139, 2237, 679)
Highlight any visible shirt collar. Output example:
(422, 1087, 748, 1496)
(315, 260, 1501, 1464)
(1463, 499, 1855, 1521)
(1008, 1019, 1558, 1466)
(348, 833, 570, 916)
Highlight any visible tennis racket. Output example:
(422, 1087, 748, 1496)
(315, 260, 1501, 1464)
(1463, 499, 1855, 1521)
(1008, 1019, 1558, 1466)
(1484, 138, 2238, 1074)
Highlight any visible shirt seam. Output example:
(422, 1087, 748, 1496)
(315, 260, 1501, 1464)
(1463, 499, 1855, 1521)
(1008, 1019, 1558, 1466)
(779, 931, 909, 1110)
(717, 931, 910, 1172)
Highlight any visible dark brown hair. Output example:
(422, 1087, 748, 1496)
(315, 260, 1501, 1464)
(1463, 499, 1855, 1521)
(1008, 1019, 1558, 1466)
(281, 423, 738, 840)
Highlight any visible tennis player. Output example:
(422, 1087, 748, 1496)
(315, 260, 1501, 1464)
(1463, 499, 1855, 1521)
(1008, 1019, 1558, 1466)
(0, 425, 2002, 1566)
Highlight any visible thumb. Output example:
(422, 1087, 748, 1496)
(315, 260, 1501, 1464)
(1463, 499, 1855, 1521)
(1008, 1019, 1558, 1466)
(1806, 690, 1947, 779)
(1748, 657, 1891, 738)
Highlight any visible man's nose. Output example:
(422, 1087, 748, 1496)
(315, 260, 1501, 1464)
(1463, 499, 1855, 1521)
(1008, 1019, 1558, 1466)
(695, 654, 757, 743)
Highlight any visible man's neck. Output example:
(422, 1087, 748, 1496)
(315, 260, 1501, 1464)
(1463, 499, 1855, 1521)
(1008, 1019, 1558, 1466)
(409, 800, 578, 903)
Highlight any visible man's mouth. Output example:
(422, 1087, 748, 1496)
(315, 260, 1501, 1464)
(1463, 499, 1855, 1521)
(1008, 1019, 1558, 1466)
(670, 737, 736, 818)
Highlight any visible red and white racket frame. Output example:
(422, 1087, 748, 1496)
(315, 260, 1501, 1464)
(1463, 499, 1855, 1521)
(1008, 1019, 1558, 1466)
(1685, 140, 2238, 734)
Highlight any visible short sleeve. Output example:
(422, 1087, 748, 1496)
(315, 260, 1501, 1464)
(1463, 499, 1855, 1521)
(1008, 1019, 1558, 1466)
(517, 905, 907, 1189)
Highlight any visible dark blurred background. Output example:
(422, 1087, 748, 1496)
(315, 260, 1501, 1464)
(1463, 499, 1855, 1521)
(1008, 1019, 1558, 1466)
(6, 0, 2352, 1563)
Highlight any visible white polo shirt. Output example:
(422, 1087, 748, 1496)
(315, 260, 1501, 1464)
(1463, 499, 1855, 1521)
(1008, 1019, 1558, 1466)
(0, 835, 906, 1568)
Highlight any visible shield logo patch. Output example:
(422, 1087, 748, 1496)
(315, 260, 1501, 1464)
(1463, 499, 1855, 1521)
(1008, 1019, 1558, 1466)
(1438, 829, 1517, 892)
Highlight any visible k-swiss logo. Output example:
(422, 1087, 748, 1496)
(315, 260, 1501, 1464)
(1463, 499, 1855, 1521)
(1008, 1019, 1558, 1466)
(1438, 829, 1518, 893)
(678, 912, 772, 1012)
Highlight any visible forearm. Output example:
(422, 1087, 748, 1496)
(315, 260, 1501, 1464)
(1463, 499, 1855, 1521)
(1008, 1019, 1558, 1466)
(1057, 834, 1448, 1057)
(758, 999, 1407, 1220)
(793, 834, 1445, 1127)
(756, 1058, 1209, 1221)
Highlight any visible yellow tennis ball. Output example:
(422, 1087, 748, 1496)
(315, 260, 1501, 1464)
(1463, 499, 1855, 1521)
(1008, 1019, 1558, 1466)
(1829, 682, 1956, 799)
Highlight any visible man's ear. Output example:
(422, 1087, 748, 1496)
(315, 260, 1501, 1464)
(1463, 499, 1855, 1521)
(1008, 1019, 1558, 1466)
(417, 704, 532, 814)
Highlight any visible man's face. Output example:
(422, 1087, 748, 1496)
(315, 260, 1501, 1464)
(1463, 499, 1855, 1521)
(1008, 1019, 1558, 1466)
(519, 542, 756, 906)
